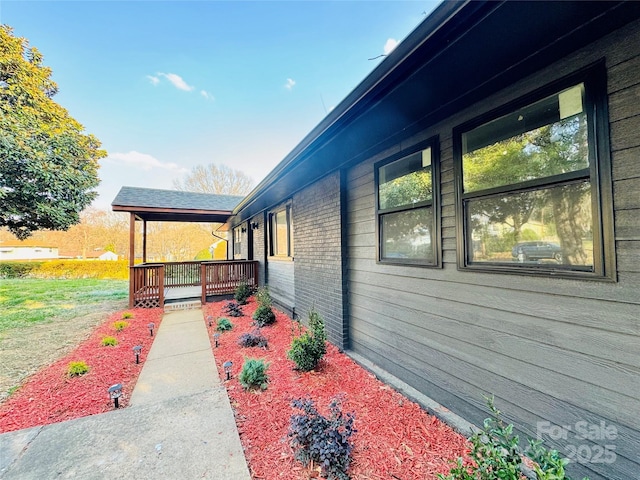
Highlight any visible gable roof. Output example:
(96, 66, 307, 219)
(112, 186, 243, 223)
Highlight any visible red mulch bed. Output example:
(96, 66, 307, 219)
(0, 308, 163, 433)
(204, 298, 469, 480)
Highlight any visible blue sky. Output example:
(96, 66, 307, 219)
(2, 1, 438, 209)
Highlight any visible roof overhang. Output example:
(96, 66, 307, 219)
(232, 0, 640, 223)
(111, 205, 235, 223)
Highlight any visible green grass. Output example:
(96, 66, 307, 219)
(0, 278, 128, 332)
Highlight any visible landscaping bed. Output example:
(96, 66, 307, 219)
(0, 308, 163, 433)
(204, 297, 469, 479)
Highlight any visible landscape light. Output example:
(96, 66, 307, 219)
(213, 333, 220, 347)
(133, 345, 142, 364)
(148, 322, 155, 337)
(108, 383, 123, 409)
(207, 316, 213, 327)
(223, 361, 233, 380)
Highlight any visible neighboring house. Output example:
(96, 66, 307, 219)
(87, 250, 118, 261)
(59, 249, 119, 260)
(0, 245, 58, 261)
(115, 3, 640, 479)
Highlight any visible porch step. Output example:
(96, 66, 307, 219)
(164, 300, 202, 312)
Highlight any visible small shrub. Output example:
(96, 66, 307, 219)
(252, 304, 276, 327)
(101, 336, 118, 346)
(216, 317, 233, 331)
(234, 281, 252, 305)
(238, 358, 270, 390)
(255, 286, 272, 308)
(287, 309, 327, 371)
(289, 396, 356, 480)
(237, 329, 268, 349)
(121, 311, 134, 319)
(224, 301, 244, 317)
(67, 361, 89, 377)
(439, 396, 587, 480)
(113, 320, 129, 331)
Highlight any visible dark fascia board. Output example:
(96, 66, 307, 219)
(111, 206, 234, 224)
(231, 0, 640, 224)
(111, 185, 241, 223)
(232, 0, 478, 217)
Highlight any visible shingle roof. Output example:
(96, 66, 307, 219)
(112, 186, 244, 212)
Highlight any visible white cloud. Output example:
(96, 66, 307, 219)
(383, 38, 399, 55)
(157, 72, 194, 91)
(200, 90, 214, 101)
(146, 75, 160, 86)
(106, 151, 189, 173)
(285, 78, 296, 90)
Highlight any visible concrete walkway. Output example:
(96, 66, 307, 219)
(0, 309, 251, 480)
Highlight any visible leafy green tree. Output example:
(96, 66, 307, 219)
(0, 26, 105, 240)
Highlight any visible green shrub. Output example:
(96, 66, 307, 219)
(101, 336, 118, 346)
(439, 396, 587, 480)
(255, 286, 272, 308)
(238, 358, 270, 390)
(216, 317, 233, 331)
(0, 262, 43, 278)
(113, 320, 129, 331)
(121, 311, 134, 319)
(287, 309, 326, 371)
(234, 281, 252, 305)
(67, 361, 89, 376)
(237, 329, 268, 349)
(252, 305, 276, 327)
(289, 396, 356, 480)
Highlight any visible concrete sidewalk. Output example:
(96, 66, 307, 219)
(0, 309, 251, 480)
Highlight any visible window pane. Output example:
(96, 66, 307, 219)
(381, 207, 433, 262)
(463, 84, 588, 192)
(275, 210, 288, 256)
(379, 148, 432, 210)
(468, 182, 592, 267)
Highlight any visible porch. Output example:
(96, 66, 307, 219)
(129, 260, 258, 309)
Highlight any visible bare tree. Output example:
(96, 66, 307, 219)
(172, 164, 255, 195)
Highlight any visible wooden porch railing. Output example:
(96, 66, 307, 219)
(129, 260, 258, 308)
(130, 263, 165, 308)
(163, 261, 202, 287)
(201, 260, 259, 302)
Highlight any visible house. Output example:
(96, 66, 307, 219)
(0, 245, 58, 261)
(59, 249, 119, 260)
(114, 2, 640, 478)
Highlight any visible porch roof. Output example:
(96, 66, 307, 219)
(111, 186, 243, 223)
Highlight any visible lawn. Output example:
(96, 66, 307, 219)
(0, 278, 128, 331)
(0, 278, 129, 401)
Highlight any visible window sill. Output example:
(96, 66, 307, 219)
(268, 256, 294, 262)
(459, 263, 616, 282)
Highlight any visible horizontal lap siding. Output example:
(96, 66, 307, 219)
(346, 20, 640, 480)
(293, 172, 347, 348)
(267, 260, 294, 312)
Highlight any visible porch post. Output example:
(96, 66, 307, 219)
(129, 213, 135, 267)
(142, 220, 147, 263)
(129, 213, 135, 308)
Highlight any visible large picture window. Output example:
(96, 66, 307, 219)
(269, 204, 293, 258)
(455, 66, 614, 278)
(376, 138, 440, 266)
